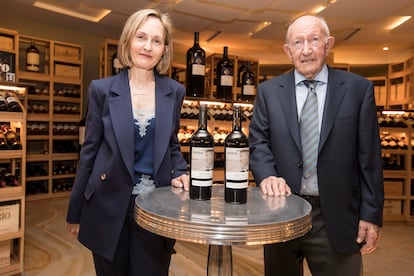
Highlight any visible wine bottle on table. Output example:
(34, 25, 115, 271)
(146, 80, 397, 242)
(241, 62, 256, 102)
(189, 105, 214, 200)
(186, 32, 206, 98)
(26, 40, 40, 72)
(216, 46, 234, 101)
(224, 105, 249, 204)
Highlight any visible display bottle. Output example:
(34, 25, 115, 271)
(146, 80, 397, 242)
(189, 105, 214, 200)
(241, 62, 256, 101)
(237, 62, 247, 87)
(26, 40, 40, 72)
(111, 52, 123, 75)
(0, 131, 8, 150)
(216, 46, 234, 101)
(0, 95, 8, 111)
(186, 32, 206, 98)
(224, 105, 249, 204)
(5, 94, 22, 112)
(0, 124, 22, 150)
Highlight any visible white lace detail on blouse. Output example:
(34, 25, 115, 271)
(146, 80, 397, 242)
(133, 108, 155, 137)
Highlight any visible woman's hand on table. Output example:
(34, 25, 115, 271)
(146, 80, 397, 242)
(171, 174, 189, 191)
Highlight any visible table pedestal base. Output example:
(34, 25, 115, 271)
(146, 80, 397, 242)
(207, 245, 232, 276)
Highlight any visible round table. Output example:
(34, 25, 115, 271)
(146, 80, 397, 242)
(135, 185, 312, 275)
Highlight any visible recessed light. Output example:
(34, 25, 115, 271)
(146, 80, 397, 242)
(33, 0, 111, 23)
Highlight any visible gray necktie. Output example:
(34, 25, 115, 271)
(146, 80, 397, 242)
(300, 80, 319, 178)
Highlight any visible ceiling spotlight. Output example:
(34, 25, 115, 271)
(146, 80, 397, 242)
(249, 21, 272, 37)
(382, 46, 389, 51)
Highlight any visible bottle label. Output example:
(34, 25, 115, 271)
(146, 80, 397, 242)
(220, 66, 233, 86)
(192, 63, 205, 76)
(225, 147, 249, 188)
(243, 84, 255, 95)
(27, 52, 40, 71)
(191, 147, 214, 187)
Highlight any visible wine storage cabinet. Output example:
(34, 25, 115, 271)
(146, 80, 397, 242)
(12, 31, 83, 201)
(0, 81, 26, 275)
(205, 53, 259, 102)
(378, 111, 414, 223)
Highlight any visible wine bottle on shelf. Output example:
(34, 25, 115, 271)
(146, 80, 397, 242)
(189, 105, 214, 200)
(0, 95, 8, 111)
(111, 52, 123, 75)
(5, 94, 22, 112)
(0, 125, 22, 150)
(224, 105, 249, 204)
(186, 32, 206, 98)
(241, 62, 256, 102)
(26, 40, 40, 72)
(0, 131, 8, 150)
(237, 62, 247, 87)
(216, 46, 234, 101)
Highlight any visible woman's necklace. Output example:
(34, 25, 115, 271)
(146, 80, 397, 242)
(130, 80, 150, 95)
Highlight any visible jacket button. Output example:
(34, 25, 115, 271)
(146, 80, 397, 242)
(297, 161, 303, 167)
(100, 174, 107, 180)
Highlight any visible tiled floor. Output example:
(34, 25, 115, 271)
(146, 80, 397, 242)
(24, 197, 414, 275)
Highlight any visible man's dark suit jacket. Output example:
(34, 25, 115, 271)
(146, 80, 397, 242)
(66, 69, 188, 261)
(249, 67, 384, 254)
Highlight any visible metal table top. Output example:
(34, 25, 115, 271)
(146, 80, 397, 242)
(135, 185, 312, 246)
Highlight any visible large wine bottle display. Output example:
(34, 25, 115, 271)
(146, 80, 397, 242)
(186, 32, 206, 98)
(241, 61, 256, 101)
(26, 40, 40, 72)
(224, 105, 249, 204)
(189, 105, 214, 200)
(216, 46, 234, 101)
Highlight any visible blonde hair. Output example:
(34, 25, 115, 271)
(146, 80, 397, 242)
(117, 9, 173, 74)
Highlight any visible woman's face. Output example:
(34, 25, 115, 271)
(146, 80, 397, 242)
(129, 16, 167, 71)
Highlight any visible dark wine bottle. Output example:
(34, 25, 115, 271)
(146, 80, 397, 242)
(0, 131, 8, 150)
(189, 105, 214, 200)
(26, 40, 40, 72)
(224, 105, 249, 204)
(0, 95, 8, 111)
(5, 94, 22, 112)
(111, 52, 123, 75)
(241, 62, 256, 102)
(186, 32, 206, 98)
(216, 46, 234, 101)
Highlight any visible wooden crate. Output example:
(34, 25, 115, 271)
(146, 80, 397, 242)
(0, 203, 19, 234)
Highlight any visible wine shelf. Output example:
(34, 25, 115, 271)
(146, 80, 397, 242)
(378, 110, 414, 223)
(15, 32, 83, 201)
(0, 78, 26, 275)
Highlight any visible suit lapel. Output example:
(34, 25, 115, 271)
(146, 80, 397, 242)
(319, 69, 347, 150)
(278, 72, 301, 151)
(153, 74, 174, 175)
(108, 70, 135, 181)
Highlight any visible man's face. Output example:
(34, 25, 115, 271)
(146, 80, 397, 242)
(283, 16, 335, 79)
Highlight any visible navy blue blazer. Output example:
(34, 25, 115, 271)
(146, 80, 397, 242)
(249, 67, 384, 254)
(66, 69, 188, 261)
